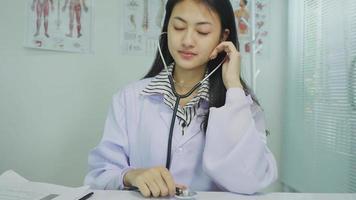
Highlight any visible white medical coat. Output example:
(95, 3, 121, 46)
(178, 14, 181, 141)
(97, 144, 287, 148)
(84, 78, 278, 194)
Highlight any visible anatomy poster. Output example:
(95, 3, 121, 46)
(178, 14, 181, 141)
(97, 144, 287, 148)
(232, 0, 250, 37)
(254, 0, 270, 57)
(120, 0, 166, 56)
(24, 0, 93, 53)
(231, 0, 270, 57)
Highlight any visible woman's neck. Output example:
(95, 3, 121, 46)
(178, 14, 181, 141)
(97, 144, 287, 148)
(173, 65, 206, 87)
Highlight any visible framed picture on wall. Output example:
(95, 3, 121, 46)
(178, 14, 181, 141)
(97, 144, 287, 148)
(119, 0, 166, 56)
(24, 0, 94, 53)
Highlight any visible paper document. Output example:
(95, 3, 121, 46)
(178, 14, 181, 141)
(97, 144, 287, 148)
(0, 170, 89, 200)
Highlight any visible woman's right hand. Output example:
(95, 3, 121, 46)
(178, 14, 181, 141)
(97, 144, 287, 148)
(123, 166, 179, 197)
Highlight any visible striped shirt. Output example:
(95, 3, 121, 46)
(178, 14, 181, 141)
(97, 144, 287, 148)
(141, 63, 209, 128)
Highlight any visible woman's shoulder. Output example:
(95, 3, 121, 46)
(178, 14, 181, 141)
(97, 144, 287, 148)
(113, 78, 153, 98)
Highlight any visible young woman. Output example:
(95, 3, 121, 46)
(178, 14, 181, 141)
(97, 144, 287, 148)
(84, 0, 277, 197)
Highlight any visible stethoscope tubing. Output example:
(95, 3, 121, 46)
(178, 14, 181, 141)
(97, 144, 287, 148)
(165, 76, 202, 169)
(157, 32, 226, 169)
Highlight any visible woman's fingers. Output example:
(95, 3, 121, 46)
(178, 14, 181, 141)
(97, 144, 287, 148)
(149, 168, 169, 197)
(209, 41, 238, 59)
(145, 178, 161, 197)
(175, 183, 188, 190)
(154, 178, 169, 197)
(136, 179, 151, 197)
(208, 41, 242, 89)
(131, 166, 177, 197)
(160, 167, 176, 196)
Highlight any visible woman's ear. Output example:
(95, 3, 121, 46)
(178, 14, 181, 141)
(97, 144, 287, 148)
(221, 29, 230, 41)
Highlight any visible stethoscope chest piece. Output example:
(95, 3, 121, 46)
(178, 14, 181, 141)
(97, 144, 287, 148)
(175, 189, 197, 199)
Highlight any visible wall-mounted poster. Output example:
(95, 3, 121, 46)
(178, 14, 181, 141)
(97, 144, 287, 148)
(231, 0, 270, 58)
(234, 0, 250, 37)
(120, 0, 166, 56)
(119, 0, 270, 57)
(24, 0, 93, 53)
(254, 0, 270, 57)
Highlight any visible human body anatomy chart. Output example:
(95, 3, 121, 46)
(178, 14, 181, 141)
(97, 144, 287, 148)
(120, 0, 166, 55)
(231, 0, 270, 57)
(24, 0, 93, 53)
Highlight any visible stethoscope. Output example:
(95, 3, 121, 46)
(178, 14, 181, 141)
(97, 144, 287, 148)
(157, 32, 227, 169)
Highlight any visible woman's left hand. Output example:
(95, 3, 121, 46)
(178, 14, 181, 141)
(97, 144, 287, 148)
(209, 41, 242, 89)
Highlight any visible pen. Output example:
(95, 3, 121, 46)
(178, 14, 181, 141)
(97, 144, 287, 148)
(78, 192, 94, 200)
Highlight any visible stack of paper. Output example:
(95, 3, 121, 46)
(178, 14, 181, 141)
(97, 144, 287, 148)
(0, 170, 89, 200)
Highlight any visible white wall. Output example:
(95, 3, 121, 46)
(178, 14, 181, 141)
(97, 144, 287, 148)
(256, 0, 287, 192)
(0, 0, 286, 190)
(0, 0, 152, 186)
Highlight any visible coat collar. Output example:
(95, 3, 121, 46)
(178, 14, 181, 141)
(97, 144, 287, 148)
(141, 64, 210, 127)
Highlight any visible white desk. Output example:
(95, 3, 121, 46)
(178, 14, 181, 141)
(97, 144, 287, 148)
(89, 190, 356, 200)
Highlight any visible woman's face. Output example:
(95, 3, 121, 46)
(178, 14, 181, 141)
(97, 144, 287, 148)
(167, 0, 224, 71)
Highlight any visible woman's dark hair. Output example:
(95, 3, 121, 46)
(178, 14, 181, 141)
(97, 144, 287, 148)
(144, 0, 264, 134)
(242, 0, 248, 5)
